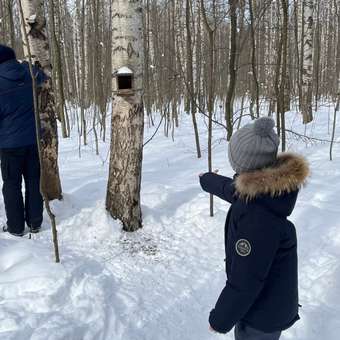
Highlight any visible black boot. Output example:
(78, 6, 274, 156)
(29, 224, 41, 234)
(2, 225, 24, 237)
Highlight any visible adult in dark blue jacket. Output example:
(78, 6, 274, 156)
(0, 45, 46, 236)
(200, 117, 309, 340)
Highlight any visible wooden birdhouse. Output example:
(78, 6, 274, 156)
(114, 66, 134, 96)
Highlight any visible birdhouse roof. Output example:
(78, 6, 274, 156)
(116, 66, 133, 75)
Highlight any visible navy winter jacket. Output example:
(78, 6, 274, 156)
(200, 153, 309, 334)
(0, 59, 46, 149)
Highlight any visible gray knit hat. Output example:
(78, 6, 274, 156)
(228, 117, 280, 174)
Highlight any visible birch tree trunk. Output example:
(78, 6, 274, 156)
(301, 0, 314, 124)
(106, 0, 144, 232)
(201, 0, 216, 217)
(186, 0, 201, 159)
(80, 0, 87, 146)
(49, 0, 69, 138)
(274, 0, 283, 136)
(280, 0, 289, 151)
(225, 0, 237, 140)
(20, 0, 62, 201)
(7, 0, 16, 47)
(249, 0, 260, 119)
(330, 0, 340, 161)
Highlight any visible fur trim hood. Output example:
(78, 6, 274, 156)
(235, 153, 309, 200)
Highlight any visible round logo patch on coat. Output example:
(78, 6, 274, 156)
(235, 239, 252, 257)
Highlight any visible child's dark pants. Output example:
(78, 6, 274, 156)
(235, 322, 281, 340)
(0, 145, 43, 234)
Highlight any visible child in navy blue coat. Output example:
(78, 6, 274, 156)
(200, 117, 309, 340)
(0, 45, 47, 236)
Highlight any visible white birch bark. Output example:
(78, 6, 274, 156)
(73, 6, 80, 102)
(301, 0, 314, 123)
(20, 0, 62, 200)
(330, 0, 340, 160)
(106, 0, 144, 231)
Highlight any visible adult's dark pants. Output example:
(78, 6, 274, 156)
(235, 322, 281, 340)
(0, 145, 43, 234)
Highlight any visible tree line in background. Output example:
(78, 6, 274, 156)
(0, 0, 340, 239)
(1, 1, 340, 146)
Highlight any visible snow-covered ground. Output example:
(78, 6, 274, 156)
(0, 104, 340, 340)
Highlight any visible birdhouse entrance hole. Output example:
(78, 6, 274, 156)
(118, 75, 132, 90)
(114, 66, 134, 96)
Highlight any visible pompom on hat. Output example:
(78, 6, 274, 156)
(228, 117, 280, 174)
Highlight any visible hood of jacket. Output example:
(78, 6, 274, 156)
(234, 153, 309, 216)
(0, 59, 27, 83)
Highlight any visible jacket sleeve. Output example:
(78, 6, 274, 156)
(199, 173, 235, 203)
(22, 61, 48, 86)
(209, 209, 281, 333)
